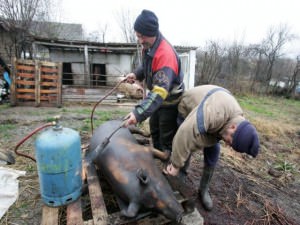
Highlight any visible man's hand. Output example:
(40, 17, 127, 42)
(163, 163, 179, 176)
(125, 73, 136, 84)
(123, 112, 137, 127)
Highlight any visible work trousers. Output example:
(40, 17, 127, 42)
(203, 143, 220, 167)
(149, 105, 178, 152)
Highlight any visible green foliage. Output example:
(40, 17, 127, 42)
(274, 160, 295, 173)
(0, 123, 17, 139)
(237, 95, 300, 122)
(79, 109, 128, 132)
(0, 104, 10, 110)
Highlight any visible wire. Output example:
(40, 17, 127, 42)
(90, 77, 127, 134)
(14, 122, 54, 162)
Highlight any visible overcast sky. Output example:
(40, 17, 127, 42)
(60, 0, 300, 57)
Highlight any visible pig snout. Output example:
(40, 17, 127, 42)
(160, 203, 184, 223)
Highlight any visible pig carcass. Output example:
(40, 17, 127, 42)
(87, 120, 184, 223)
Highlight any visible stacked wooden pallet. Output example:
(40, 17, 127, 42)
(11, 59, 62, 107)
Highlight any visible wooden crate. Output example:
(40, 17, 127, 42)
(41, 160, 201, 225)
(11, 59, 62, 107)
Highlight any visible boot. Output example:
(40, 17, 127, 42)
(199, 166, 215, 211)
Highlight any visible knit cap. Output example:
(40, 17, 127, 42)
(134, 9, 159, 37)
(232, 121, 260, 157)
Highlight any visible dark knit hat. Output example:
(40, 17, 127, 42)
(232, 121, 260, 157)
(134, 9, 159, 37)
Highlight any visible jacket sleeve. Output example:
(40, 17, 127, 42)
(170, 113, 198, 168)
(132, 68, 173, 123)
(133, 64, 144, 82)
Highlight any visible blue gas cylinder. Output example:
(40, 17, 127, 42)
(35, 122, 82, 207)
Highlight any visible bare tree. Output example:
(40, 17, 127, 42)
(196, 41, 225, 85)
(226, 41, 245, 90)
(245, 44, 268, 92)
(99, 23, 108, 43)
(115, 8, 136, 43)
(0, 0, 39, 58)
(287, 56, 300, 97)
(0, 0, 53, 59)
(260, 24, 295, 91)
(86, 23, 108, 43)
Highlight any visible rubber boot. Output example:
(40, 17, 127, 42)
(199, 166, 215, 211)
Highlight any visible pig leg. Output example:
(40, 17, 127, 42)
(117, 196, 140, 218)
(128, 125, 150, 137)
(135, 136, 150, 145)
(123, 201, 140, 218)
(150, 148, 170, 161)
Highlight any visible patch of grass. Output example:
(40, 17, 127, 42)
(237, 95, 300, 126)
(79, 110, 128, 132)
(0, 123, 17, 139)
(0, 123, 16, 131)
(0, 104, 10, 110)
(273, 160, 295, 173)
(64, 107, 92, 115)
(238, 95, 275, 117)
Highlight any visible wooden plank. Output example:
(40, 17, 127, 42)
(40, 61, 58, 67)
(41, 74, 58, 80)
(40, 81, 58, 86)
(67, 198, 84, 225)
(10, 58, 17, 106)
(16, 59, 35, 65)
(16, 94, 35, 100)
(57, 62, 62, 107)
(16, 72, 35, 78)
(40, 95, 57, 101)
(41, 67, 58, 73)
(41, 205, 59, 225)
(40, 89, 58, 94)
(35, 60, 40, 107)
(108, 211, 155, 225)
(16, 88, 35, 93)
(84, 160, 108, 225)
(16, 65, 35, 71)
(15, 80, 35, 85)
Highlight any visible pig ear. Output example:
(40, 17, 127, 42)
(136, 168, 149, 185)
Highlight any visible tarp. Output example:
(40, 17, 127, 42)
(0, 166, 26, 219)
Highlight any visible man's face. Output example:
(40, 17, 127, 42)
(136, 32, 156, 49)
(221, 124, 237, 147)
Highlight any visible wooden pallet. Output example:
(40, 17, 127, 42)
(41, 160, 202, 225)
(41, 160, 107, 225)
(11, 59, 62, 107)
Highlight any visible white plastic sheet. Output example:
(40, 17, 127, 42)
(0, 166, 26, 219)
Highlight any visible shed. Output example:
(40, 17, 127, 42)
(31, 37, 197, 103)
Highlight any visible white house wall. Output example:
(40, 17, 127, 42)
(179, 49, 196, 90)
(188, 50, 196, 89)
(47, 47, 196, 88)
(49, 50, 133, 85)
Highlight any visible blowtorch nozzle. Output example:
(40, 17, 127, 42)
(53, 115, 62, 130)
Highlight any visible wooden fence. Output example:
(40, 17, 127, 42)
(11, 59, 62, 107)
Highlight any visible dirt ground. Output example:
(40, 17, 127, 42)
(0, 101, 299, 225)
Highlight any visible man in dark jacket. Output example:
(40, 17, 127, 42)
(124, 9, 184, 155)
